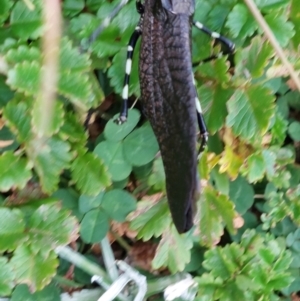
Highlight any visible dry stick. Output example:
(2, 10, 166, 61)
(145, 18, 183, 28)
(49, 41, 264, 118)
(243, 0, 300, 92)
(34, 0, 61, 137)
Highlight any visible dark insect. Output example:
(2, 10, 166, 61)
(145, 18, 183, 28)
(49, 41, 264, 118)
(116, 0, 235, 233)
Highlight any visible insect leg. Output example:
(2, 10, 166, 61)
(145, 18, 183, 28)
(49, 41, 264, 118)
(193, 21, 235, 60)
(192, 75, 208, 154)
(115, 24, 142, 124)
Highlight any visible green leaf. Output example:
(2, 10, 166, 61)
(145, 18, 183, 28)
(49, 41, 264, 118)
(242, 37, 274, 78)
(58, 71, 92, 107)
(27, 204, 79, 250)
(10, 1, 43, 40)
(226, 4, 256, 40)
(0, 75, 14, 107)
(198, 85, 233, 134)
(3, 98, 32, 142)
(288, 121, 300, 141)
(196, 56, 231, 83)
(0, 257, 14, 296)
(123, 122, 159, 166)
(104, 109, 141, 142)
(62, 0, 85, 17)
(152, 225, 193, 273)
(60, 38, 91, 72)
(27, 137, 72, 194)
(200, 186, 236, 246)
(265, 13, 295, 47)
(79, 192, 105, 214)
(130, 198, 172, 240)
(0, 151, 32, 192)
(11, 284, 60, 301)
(101, 189, 136, 222)
(7, 61, 40, 95)
(94, 140, 132, 182)
(0, 208, 26, 252)
(0, 126, 19, 153)
(203, 243, 244, 280)
(148, 157, 166, 191)
(229, 176, 254, 215)
(226, 85, 275, 142)
(0, 0, 11, 25)
(71, 152, 111, 195)
(80, 208, 109, 243)
(271, 110, 288, 145)
(10, 246, 58, 292)
(5, 45, 41, 64)
(32, 100, 65, 137)
(244, 152, 266, 182)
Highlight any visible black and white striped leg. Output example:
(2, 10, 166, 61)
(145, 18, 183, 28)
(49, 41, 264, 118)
(193, 21, 235, 59)
(192, 75, 208, 154)
(114, 26, 142, 124)
(114, 1, 144, 124)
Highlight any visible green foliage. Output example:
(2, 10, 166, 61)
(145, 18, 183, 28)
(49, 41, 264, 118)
(196, 230, 293, 301)
(0, 0, 299, 299)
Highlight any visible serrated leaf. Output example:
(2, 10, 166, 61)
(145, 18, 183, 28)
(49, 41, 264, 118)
(148, 157, 166, 191)
(271, 111, 288, 145)
(104, 109, 141, 142)
(226, 4, 256, 40)
(94, 140, 132, 182)
(3, 98, 32, 141)
(265, 13, 295, 47)
(79, 192, 105, 214)
(101, 189, 136, 222)
(200, 186, 236, 246)
(60, 39, 91, 72)
(203, 243, 243, 280)
(0, 257, 14, 296)
(0, 152, 32, 192)
(58, 71, 92, 107)
(80, 208, 109, 243)
(198, 85, 233, 134)
(60, 112, 87, 144)
(243, 152, 266, 182)
(7, 61, 40, 95)
(219, 145, 243, 178)
(0, 208, 26, 252)
(243, 37, 274, 78)
(130, 198, 172, 240)
(71, 152, 111, 195)
(226, 86, 275, 141)
(10, 246, 58, 292)
(5, 45, 41, 65)
(123, 123, 159, 166)
(10, 1, 43, 40)
(32, 100, 65, 137)
(197, 56, 231, 83)
(152, 225, 193, 273)
(27, 137, 72, 193)
(27, 204, 79, 249)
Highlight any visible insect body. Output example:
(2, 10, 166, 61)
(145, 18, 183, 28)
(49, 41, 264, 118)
(117, 0, 234, 233)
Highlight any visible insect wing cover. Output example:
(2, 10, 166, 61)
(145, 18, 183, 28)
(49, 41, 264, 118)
(139, 0, 199, 233)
